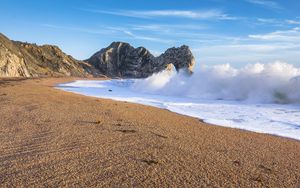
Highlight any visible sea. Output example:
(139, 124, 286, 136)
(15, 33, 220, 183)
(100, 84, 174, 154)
(57, 62, 300, 141)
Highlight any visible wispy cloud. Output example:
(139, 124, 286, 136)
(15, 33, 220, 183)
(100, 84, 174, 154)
(286, 20, 300, 25)
(257, 18, 281, 24)
(42, 24, 172, 43)
(131, 24, 206, 31)
(254, 18, 300, 27)
(122, 30, 173, 43)
(245, 0, 282, 10)
(42, 24, 111, 35)
(248, 27, 300, 42)
(81, 9, 237, 20)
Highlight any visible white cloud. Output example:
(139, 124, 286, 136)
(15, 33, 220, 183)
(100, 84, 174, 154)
(122, 30, 173, 43)
(286, 20, 300, 25)
(245, 0, 282, 9)
(192, 43, 300, 67)
(256, 18, 283, 26)
(130, 24, 206, 32)
(255, 18, 300, 27)
(257, 18, 277, 23)
(81, 9, 237, 20)
(189, 27, 300, 66)
(248, 28, 300, 42)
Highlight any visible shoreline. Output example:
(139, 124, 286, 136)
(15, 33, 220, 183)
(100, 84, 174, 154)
(57, 79, 300, 142)
(164, 108, 300, 143)
(57, 88, 300, 143)
(1, 77, 300, 187)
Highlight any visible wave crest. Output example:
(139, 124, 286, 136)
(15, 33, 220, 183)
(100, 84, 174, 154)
(133, 61, 300, 104)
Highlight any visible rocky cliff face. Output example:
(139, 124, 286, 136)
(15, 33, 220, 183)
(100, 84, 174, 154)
(87, 42, 195, 78)
(0, 33, 196, 78)
(87, 42, 156, 78)
(0, 33, 96, 77)
(0, 34, 30, 77)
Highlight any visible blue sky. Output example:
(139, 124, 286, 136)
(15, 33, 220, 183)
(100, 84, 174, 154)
(0, 0, 300, 68)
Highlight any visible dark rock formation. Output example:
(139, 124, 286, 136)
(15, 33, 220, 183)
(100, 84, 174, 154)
(0, 33, 97, 77)
(87, 42, 156, 78)
(87, 42, 195, 78)
(157, 45, 195, 73)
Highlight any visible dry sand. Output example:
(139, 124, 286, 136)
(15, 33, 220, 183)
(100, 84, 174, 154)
(0, 77, 299, 187)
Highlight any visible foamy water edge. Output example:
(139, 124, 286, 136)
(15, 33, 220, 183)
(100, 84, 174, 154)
(57, 79, 300, 141)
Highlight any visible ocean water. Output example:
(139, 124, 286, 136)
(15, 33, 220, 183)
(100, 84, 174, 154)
(57, 62, 300, 140)
(57, 79, 300, 141)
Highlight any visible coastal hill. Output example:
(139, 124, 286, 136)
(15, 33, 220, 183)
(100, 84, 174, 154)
(0, 33, 195, 78)
(0, 33, 96, 77)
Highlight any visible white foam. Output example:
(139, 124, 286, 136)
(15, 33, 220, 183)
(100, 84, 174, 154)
(133, 61, 300, 104)
(57, 74, 300, 141)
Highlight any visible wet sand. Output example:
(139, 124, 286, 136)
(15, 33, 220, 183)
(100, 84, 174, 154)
(0, 77, 299, 187)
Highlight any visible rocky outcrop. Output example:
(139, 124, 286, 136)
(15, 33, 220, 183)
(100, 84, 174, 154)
(157, 45, 195, 73)
(87, 42, 195, 78)
(0, 33, 196, 78)
(0, 33, 97, 77)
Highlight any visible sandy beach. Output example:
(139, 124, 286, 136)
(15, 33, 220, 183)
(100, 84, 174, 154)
(0, 77, 299, 187)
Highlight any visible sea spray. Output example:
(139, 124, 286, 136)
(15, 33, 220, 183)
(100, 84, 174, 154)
(133, 61, 300, 104)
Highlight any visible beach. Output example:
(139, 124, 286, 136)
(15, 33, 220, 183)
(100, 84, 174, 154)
(0, 77, 300, 187)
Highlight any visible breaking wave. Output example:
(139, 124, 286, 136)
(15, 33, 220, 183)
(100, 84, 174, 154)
(133, 61, 300, 104)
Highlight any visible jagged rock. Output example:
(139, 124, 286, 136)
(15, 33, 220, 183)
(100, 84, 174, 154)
(87, 42, 156, 78)
(0, 33, 98, 77)
(87, 42, 195, 78)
